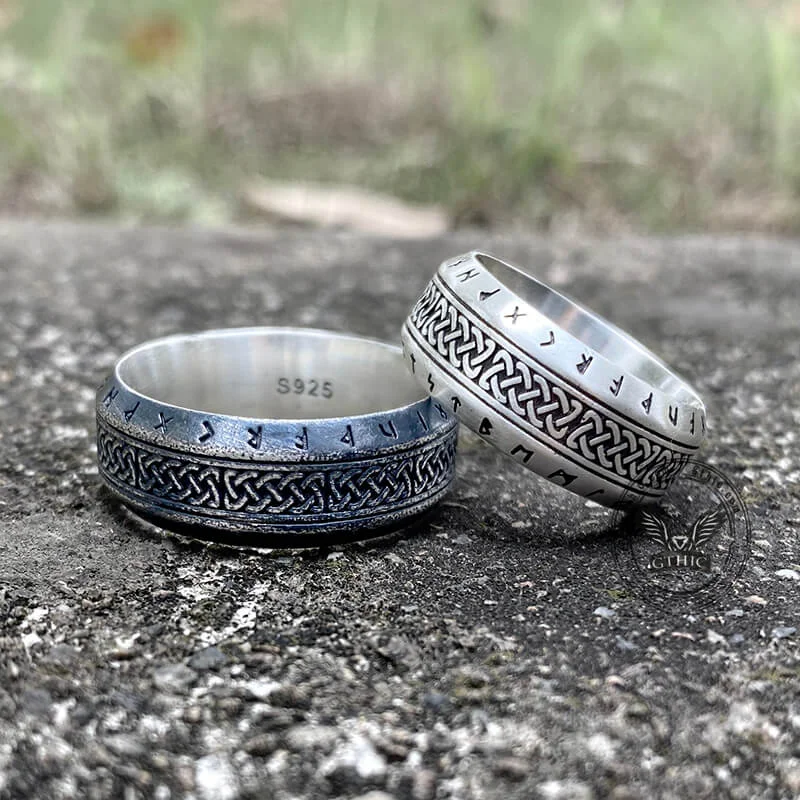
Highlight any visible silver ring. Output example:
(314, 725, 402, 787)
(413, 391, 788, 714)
(401, 251, 705, 507)
(96, 327, 457, 542)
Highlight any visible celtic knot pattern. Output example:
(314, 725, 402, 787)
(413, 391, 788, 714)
(407, 281, 694, 490)
(97, 421, 456, 520)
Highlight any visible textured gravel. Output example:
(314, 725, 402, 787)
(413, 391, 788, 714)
(0, 221, 798, 799)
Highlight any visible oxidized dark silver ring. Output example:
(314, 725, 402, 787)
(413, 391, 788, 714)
(96, 328, 457, 543)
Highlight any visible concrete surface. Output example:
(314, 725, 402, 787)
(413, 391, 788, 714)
(0, 221, 798, 799)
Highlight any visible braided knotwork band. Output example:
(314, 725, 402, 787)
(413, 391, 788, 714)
(401, 252, 705, 507)
(96, 328, 457, 542)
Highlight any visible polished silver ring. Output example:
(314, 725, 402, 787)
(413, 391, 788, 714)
(96, 328, 457, 542)
(401, 252, 705, 507)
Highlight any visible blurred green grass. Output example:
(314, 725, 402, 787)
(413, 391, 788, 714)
(1, 0, 800, 232)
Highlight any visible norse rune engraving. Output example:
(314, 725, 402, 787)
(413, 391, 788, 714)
(247, 426, 263, 449)
(451, 396, 461, 412)
(668, 405, 678, 426)
(154, 413, 172, 434)
(103, 387, 119, 407)
(456, 268, 479, 283)
(511, 444, 534, 463)
(610, 376, 624, 397)
(642, 393, 653, 414)
(548, 469, 577, 487)
(123, 402, 140, 422)
(479, 288, 501, 302)
(379, 420, 398, 439)
(540, 331, 555, 347)
(479, 418, 493, 435)
(576, 354, 593, 375)
(504, 306, 526, 324)
(341, 424, 355, 446)
(198, 421, 215, 443)
(295, 427, 309, 450)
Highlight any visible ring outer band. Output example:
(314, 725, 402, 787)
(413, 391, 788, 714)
(401, 252, 706, 507)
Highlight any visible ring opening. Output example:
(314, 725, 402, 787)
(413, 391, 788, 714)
(116, 328, 425, 419)
(476, 254, 699, 403)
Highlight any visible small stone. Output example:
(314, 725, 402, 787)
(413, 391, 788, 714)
(707, 629, 726, 645)
(195, 753, 238, 800)
(775, 568, 800, 580)
(269, 684, 311, 709)
(103, 734, 147, 759)
(376, 636, 421, 670)
(422, 692, 449, 712)
(323, 734, 387, 781)
(153, 664, 197, 694)
(771, 626, 796, 639)
(745, 595, 767, 605)
(245, 679, 282, 701)
(593, 606, 616, 619)
(372, 734, 409, 762)
(243, 733, 278, 757)
(536, 778, 593, 800)
(84, 743, 114, 768)
(216, 697, 243, 719)
(586, 732, 617, 766)
(251, 708, 294, 730)
(21, 632, 42, 650)
(352, 793, 396, 800)
(151, 753, 171, 770)
(492, 756, 529, 781)
(285, 724, 340, 752)
(454, 666, 490, 688)
(188, 646, 228, 672)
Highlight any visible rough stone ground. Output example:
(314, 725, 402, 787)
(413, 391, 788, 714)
(0, 221, 798, 800)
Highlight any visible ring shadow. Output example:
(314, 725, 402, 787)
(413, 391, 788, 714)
(97, 484, 440, 558)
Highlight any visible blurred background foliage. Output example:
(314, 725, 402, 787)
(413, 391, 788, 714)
(0, 0, 799, 232)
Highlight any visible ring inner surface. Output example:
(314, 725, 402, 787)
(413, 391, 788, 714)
(477, 254, 695, 400)
(117, 331, 424, 419)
